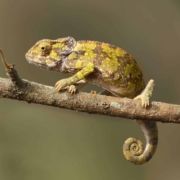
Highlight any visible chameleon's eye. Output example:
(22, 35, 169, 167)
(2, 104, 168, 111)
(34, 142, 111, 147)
(40, 45, 52, 56)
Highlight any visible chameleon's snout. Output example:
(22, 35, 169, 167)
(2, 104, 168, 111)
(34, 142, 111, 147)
(25, 50, 36, 64)
(25, 50, 32, 62)
(25, 50, 30, 61)
(25, 47, 59, 70)
(25, 48, 44, 66)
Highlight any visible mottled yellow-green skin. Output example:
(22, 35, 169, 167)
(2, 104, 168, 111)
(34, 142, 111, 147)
(25, 37, 158, 165)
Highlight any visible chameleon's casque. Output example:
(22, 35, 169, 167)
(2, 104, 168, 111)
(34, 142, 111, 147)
(26, 36, 158, 165)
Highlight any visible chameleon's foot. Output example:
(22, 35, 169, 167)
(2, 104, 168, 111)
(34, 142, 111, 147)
(67, 85, 77, 94)
(55, 80, 77, 94)
(134, 94, 150, 108)
(55, 79, 69, 92)
(134, 79, 155, 108)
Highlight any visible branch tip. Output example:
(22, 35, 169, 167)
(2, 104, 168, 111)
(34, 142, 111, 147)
(0, 49, 24, 87)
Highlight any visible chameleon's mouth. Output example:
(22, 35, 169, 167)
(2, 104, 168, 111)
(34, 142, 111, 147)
(25, 53, 47, 68)
(25, 52, 60, 71)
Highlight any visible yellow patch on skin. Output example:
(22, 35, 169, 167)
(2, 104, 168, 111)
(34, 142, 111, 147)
(77, 42, 97, 60)
(68, 52, 78, 60)
(71, 42, 97, 67)
(86, 63, 94, 72)
(76, 71, 85, 79)
(76, 63, 94, 79)
(75, 60, 84, 69)
(70, 41, 97, 70)
(74, 41, 97, 51)
(100, 57, 120, 74)
(102, 43, 126, 57)
(52, 42, 65, 49)
(115, 48, 126, 56)
(81, 42, 97, 51)
(84, 51, 96, 60)
(49, 50, 59, 61)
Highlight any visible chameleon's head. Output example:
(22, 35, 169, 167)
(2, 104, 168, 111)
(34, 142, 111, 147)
(25, 36, 76, 70)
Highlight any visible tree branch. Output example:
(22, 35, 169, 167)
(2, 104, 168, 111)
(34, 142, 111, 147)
(0, 76, 180, 123)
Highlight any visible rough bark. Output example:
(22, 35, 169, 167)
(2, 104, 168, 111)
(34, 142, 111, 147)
(0, 77, 179, 124)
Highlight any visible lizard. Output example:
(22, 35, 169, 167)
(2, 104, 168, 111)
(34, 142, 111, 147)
(25, 36, 158, 165)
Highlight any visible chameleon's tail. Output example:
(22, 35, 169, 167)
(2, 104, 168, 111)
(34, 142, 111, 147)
(123, 120, 158, 165)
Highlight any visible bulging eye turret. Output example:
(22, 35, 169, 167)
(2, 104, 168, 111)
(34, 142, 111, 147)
(41, 45, 52, 56)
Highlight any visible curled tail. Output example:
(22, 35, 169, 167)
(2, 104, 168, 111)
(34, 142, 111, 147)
(123, 120, 158, 165)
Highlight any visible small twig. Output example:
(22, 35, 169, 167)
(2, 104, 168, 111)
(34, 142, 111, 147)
(0, 76, 179, 123)
(0, 49, 25, 87)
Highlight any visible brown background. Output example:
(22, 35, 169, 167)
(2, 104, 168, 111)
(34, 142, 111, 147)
(0, 0, 180, 179)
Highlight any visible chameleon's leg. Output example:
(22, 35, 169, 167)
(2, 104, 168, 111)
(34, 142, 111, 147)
(64, 79, 87, 94)
(55, 63, 94, 92)
(123, 79, 158, 165)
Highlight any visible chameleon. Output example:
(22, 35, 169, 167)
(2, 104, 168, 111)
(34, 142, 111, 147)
(25, 36, 158, 165)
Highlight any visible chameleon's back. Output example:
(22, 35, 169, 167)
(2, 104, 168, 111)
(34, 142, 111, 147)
(73, 40, 145, 98)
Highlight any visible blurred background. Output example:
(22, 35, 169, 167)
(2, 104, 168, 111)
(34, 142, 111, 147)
(0, 0, 180, 179)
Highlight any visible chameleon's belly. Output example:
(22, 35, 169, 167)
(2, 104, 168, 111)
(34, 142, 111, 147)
(88, 72, 144, 98)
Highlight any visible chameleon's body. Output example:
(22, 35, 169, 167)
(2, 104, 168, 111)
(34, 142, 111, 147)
(25, 36, 158, 164)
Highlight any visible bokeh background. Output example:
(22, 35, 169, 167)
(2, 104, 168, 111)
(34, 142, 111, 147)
(0, 0, 180, 179)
